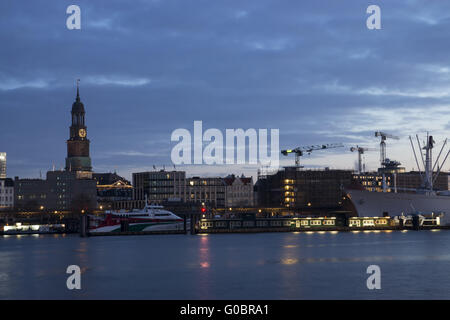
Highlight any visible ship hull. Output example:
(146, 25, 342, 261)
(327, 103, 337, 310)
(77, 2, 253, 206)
(89, 220, 184, 233)
(347, 189, 450, 224)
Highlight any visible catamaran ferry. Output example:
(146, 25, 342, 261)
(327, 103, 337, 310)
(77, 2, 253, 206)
(89, 202, 184, 233)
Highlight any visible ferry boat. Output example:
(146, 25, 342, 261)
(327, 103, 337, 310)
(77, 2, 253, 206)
(89, 201, 184, 233)
(347, 134, 450, 225)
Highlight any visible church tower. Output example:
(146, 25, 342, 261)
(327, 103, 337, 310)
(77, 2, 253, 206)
(65, 80, 92, 172)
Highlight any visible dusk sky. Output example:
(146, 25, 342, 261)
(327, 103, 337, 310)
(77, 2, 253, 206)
(1, 0, 450, 181)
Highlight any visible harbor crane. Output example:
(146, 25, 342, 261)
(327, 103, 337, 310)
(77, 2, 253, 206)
(375, 131, 399, 166)
(281, 143, 344, 167)
(350, 146, 377, 174)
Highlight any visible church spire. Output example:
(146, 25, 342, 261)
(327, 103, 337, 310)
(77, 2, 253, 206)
(66, 79, 92, 172)
(76, 79, 80, 102)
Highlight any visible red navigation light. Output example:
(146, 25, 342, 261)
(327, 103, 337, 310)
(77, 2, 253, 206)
(201, 207, 206, 213)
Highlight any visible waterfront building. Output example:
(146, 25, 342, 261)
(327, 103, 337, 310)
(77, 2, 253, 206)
(94, 172, 133, 209)
(133, 170, 186, 202)
(125, 170, 254, 209)
(93, 172, 130, 186)
(255, 167, 353, 209)
(397, 171, 449, 191)
(0, 153, 6, 179)
(354, 171, 450, 192)
(187, 176, 226, 207)
(0, 178, 14, 210)
(353, 172, 391, 192)
(13, 178, 47, 210)
(14, 170, 97, 212)
(224, 174, 254, 207)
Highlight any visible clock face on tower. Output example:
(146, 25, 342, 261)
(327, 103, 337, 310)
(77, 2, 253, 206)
(78, 128, 86, 138)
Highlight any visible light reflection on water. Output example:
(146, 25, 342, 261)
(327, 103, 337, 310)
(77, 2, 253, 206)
(1, 230, 450, 299)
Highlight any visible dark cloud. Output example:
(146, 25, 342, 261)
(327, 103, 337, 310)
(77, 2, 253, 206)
(1, 0, 450, 179)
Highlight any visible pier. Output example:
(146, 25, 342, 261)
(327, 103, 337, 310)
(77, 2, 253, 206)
(2, 210, 448, 237)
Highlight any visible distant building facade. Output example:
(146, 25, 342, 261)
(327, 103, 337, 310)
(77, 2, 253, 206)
(94, 172, 132, 209)
(14, 171, 97, 211)
(224, 174, 254, 207)
(354, 171, 450, 192)
(126, 170, 254, 209)
(133, 170, 186, 202)
(0, 178, 14, 210)
(0, 153, 6, 179)
(256, 167, 353, 209)
(187, 177, 226, 207)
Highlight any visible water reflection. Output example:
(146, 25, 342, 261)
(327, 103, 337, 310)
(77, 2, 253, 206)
(281, 258, 298, 265)
(2, 231, 450, 299)
(280, 234, 302, 298)
(196, 234, 211, 299)
(76, 240, 89, 269)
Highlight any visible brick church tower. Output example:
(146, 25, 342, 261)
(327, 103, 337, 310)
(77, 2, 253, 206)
(65, 80, 92, 172)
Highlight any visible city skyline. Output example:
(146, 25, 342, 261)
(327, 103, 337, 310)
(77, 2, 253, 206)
(2, 1, 450, 304)
(1, 1, 450, 181)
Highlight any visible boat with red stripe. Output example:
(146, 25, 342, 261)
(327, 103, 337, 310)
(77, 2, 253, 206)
(89, 201, 184, 233)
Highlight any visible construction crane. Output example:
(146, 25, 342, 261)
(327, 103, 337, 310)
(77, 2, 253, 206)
(350, 146, 377, 174)
(374, 131, 399, 166)
(281, 143, 344, 167)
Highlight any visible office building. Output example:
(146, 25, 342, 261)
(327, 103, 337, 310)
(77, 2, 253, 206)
(15, 170, 97, 211)
(0, 153, 6, 179)
(256, 167, 353, 209)
(133, 170, 186, 202)
(0, 178, 14, 210)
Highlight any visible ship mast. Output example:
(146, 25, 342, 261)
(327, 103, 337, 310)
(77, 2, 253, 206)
(423, 134, 434, 192)
(410, 133, 450, 194)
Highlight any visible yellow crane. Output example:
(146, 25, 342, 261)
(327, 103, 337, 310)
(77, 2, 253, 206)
(281, 143, 344, 167)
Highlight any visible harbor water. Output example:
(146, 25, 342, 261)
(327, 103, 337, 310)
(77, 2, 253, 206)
(1, 230, 450, 299)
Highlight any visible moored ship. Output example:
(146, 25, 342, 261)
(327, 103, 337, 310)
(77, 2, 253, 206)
(347, 188, 449, 221)
(347, 134, 450, 225)
(89, 202, 184, 233)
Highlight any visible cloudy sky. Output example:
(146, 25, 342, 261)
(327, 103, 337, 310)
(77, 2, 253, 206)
(1, 0, 450, 181)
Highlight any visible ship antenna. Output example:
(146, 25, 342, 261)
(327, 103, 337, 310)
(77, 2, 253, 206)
(432, 139, 447, 172)
(432, 142, 450, 187)
(409, 136, 423, 180)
